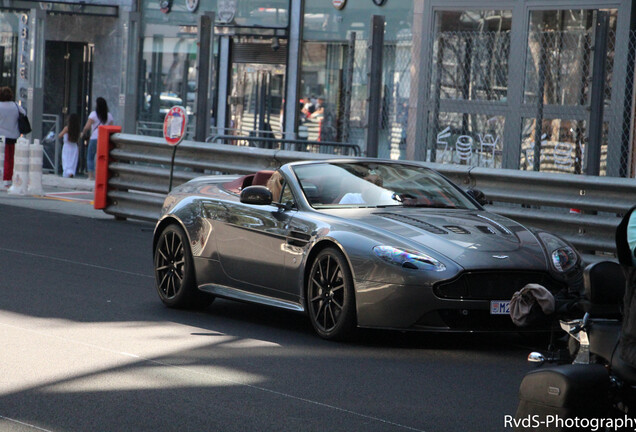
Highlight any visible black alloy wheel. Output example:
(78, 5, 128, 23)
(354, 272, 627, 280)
(154, 224, 213, 309)
(307, 247, 356, 340)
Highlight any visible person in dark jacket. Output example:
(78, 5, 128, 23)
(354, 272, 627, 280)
(616, 205, 636, 367)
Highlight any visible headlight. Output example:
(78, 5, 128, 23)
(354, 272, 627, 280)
(373, 246, 446, 271)
(538, 232, 578, 273)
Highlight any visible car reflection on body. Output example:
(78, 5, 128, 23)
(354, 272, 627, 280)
(152, 159, 582, 340)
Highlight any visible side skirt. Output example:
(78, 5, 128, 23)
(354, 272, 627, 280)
(199, 283, 305, 312)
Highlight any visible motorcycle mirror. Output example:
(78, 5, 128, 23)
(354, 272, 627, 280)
(527, 352, 545, 365)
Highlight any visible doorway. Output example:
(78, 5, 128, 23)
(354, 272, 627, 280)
(43, 41, 93, 174)
(224, 37, 286, 142)
(229, 63, 285, 140)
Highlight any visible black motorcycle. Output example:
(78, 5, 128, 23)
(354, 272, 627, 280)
(513, 260, 636, 431)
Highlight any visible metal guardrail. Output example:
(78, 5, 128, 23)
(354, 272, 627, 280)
(428, 164, 636, 256)
(99, 132, 636, 258)
(206, 134, 361, 156)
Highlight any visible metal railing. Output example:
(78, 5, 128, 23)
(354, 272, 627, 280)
(100, 133, 636, 258)
(42, 114, 61, 174)
(432, 164, 636, 255)
(206, 134, 360, 156)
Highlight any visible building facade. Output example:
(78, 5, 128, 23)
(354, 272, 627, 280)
(1, 0, 635, 177)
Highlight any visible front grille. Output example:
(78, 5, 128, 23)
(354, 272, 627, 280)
(433, 271, 567, 300)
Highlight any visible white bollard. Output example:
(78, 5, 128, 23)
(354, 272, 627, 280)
(8, 137, 29, 195)
(0, 136, 5, 182)
(27, 139, 43, 196)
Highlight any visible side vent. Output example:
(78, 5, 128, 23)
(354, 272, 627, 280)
(476, 225, 497, 234)
(444, 225, 470, 235)
(375, 213, 447, 235)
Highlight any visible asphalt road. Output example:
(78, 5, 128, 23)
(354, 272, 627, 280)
(0, 198, 543, 432)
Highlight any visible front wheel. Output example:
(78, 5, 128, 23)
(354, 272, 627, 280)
(306, 247, 357, 340)
(154, 224, 214, 309)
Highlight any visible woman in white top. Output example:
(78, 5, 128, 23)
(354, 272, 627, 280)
(81, 97, 113, 180)
(58, 113, 80, 178)
(0, 86, 26, 187)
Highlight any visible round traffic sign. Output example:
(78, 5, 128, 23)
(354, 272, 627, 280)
(163, 106, 188, 146)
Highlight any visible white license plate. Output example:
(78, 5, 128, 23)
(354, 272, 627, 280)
(490, 301, 510, 315)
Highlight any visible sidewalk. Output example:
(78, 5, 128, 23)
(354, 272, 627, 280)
(42, 174, 94, 192)
(0, 173, 109, 219)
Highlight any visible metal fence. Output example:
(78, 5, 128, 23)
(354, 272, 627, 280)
(206, 134, 360, 156)
(41, 114, 61, 174)
(307, 11, 635, 180)
(99, 132, 636, 260)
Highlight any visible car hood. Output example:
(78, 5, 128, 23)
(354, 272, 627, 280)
(321, 207, 549, 270)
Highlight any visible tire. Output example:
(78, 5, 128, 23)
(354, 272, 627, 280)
(154, 224, 214, 309)
(306, 247, 357, 340)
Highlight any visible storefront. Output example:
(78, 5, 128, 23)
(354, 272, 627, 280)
(0, 0, 126, 174)
(134, 0, 636, 176)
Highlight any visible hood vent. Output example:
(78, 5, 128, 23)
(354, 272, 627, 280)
(375, 213, 448, 235)
(444, 225, 470, 235)
(476, 225, 497, 234)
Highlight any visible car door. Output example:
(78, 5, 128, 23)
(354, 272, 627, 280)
(214, 189, 296, 298)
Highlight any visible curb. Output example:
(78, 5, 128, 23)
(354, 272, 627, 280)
(42, 174, 94, 192)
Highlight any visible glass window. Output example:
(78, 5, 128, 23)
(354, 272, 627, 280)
(279, 181, 295, 207)
(520, 118, 611, 176)
(218, 0, 288, 28)
(431, 10, 512, 102)
(0, 12, 21, 93)
(432, 113, 504, 168)
(139, 34, 197, 128)
(301, 0, 414, 155)
(520, 117, 587, 174)
(524, 9, 618, 106)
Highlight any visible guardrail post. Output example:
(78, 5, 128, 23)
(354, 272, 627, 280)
(94, 125, 122, 210)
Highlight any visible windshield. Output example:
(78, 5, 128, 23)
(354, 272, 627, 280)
(292, 162, 479, 210)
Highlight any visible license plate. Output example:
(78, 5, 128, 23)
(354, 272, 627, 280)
(490, 301, 510, 315)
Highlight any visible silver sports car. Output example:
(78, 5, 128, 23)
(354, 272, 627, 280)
(153, 159, 582, 339)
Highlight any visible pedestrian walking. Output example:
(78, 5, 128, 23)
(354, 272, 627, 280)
(0, 87, 25, 188)
(58, 113, 80, 178)
(82, 97, 113, 180)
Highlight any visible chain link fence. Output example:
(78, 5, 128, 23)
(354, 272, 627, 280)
(319, 10, 634, 179)
(428, 30, 509, 168)
(419, 17, 636, 178)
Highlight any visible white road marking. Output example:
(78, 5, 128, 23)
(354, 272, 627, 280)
(0, 320, 426, 432)
(0, 247, 153, 279)
(0, 415, 55, 432)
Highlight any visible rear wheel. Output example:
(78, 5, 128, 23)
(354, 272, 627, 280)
(154, 224, 214, 309)
(307, 247, 357, 340)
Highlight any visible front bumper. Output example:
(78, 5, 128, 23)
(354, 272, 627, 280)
(355, 270, 573, 331)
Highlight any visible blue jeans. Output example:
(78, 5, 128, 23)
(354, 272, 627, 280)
(87, 139, 97, 173)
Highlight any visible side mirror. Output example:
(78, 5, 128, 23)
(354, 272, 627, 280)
(240, 185, 273, 205)
(466, 188, 488, 206)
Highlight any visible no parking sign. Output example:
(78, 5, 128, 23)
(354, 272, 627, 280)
(163, 106, 188, 146)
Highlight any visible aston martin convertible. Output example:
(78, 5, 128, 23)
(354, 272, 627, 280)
(153, 159, 582, 340)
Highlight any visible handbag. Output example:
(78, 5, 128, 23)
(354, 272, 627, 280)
(15, 102, 31, 135)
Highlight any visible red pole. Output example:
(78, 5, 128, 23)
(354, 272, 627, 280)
(94, 125, 121, 210)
